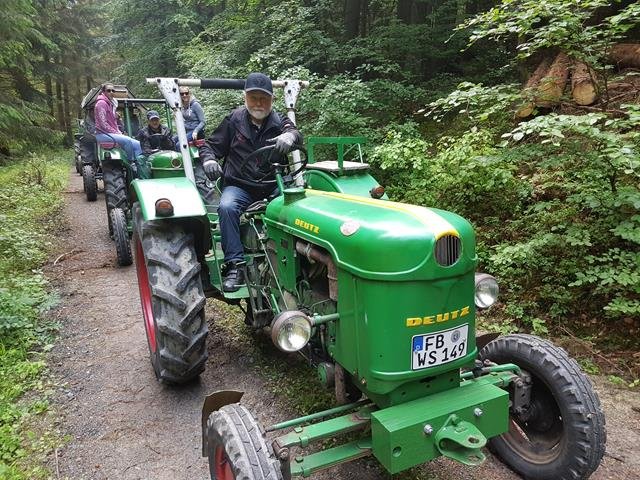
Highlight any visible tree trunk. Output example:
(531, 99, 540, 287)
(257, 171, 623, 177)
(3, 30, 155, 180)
(516, 56, 552, 118)
(344, 0, 361, 38)
(571, 61, 597, 106)
(76, 75, 82, 118)
(62, 71, 73, 144)
(397, 0, 412, 23)
(43, 52, 54, 117)
(55, 57, 65, 132)
(360, 0, 369, 37)
(608, 43, 640, 69)
(455, 0, 468, 26)
(536, 52, 570, 108)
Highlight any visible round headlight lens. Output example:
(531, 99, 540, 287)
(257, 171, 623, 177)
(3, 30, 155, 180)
(271, 312, 312, 352)
(475, 273, 499, 309)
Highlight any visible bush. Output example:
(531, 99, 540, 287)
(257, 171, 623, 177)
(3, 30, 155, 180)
(0, 151, 67, 479)
(370, 93, 639, 336)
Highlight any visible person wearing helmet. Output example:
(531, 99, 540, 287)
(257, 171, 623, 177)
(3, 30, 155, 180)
(199, 72, 302, 292)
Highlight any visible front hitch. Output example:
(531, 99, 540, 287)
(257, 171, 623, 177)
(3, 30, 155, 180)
(434, 414, 487, 466)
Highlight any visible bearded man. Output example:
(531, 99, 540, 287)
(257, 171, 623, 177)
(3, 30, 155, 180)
(199, 72, 302, 292)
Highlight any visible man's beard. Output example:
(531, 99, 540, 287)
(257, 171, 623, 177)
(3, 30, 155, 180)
(245, 100, 271, 120)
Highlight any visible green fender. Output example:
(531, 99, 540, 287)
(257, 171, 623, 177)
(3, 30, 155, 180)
(132, 177, 206, 221)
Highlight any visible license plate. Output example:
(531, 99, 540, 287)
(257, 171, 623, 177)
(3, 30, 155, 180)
(411, 324, 469, 370)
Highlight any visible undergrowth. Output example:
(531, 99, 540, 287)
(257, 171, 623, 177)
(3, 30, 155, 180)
(0, 151, 68, 479)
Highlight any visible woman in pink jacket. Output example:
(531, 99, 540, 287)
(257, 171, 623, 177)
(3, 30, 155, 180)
(94, 83, 142, 162)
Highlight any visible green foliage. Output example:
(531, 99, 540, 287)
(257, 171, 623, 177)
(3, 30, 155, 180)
(419, 82, 520, 126)
(461, 0, 640, 72)
(375, 98, 640, 333)
(0, 151, 67, 479)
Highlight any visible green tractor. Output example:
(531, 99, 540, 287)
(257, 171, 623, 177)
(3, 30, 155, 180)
(133, 77, 605, 480)
(79, 85, 179, 266)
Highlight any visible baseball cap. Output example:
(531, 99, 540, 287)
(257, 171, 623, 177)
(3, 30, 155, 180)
(147, 110, 160, 120)
(244, 73, 273, 96)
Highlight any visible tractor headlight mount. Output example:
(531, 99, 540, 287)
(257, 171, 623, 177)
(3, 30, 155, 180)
(270, 310, 312, 352)
(474, 273, 499, 309)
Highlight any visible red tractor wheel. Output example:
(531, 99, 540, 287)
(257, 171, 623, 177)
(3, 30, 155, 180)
(206, 403, 282, 480)
(132, 203, 208, 384)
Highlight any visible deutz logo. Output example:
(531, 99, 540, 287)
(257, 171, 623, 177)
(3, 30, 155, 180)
(294, 218, 320, 234)
(406, 306, 470, 327)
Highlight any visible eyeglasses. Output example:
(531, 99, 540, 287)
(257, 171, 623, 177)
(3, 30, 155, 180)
(106, 89, 116, 93)
(180, 92, 190, 96)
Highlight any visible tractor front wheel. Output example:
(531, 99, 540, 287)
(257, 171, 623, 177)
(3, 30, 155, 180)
(133, 204, 208, 384)
(103, 161, 129, 237)
(111, 208, 132, 266)
(480, 334, 606, 480)
(82, 165, 97, 201)
(206, 403, 282, 480)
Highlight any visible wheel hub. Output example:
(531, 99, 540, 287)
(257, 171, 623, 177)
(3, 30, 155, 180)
(214, 447, 234, 480)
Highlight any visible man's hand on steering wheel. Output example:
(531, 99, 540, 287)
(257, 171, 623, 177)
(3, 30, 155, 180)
(268, 131, 297, 154)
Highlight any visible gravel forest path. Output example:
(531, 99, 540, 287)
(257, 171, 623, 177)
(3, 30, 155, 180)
(46, 169, 640, 480)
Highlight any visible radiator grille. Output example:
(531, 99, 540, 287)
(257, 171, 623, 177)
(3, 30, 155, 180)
(434, 234, 461, 267)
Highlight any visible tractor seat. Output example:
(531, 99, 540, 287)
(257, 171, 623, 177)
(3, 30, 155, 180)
(306, 160, 369, 173)
(99, 142, 118, 149)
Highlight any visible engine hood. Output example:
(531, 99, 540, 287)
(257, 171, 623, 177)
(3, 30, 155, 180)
(264, 190, 476, 280)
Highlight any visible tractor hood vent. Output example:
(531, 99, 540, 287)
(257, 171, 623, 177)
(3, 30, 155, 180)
(435, 234, 461, 267)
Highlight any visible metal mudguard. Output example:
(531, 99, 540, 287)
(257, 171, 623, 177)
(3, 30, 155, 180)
(132, 177, 206, 221)
(201, 390, 244, 456)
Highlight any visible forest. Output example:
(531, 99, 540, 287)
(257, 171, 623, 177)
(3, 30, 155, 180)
(0, 0, 639, 477)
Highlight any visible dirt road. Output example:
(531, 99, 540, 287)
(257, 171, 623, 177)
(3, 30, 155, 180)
(47, 170, 640, 480)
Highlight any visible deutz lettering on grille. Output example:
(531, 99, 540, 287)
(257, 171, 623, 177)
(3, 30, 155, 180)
(406, 306, 470, 327)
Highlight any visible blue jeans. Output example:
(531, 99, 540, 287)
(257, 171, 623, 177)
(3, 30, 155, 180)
(96, 133, 142, 161)
(218, 185, 275, 264)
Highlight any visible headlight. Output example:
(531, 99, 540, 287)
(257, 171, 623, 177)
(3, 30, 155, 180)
(270, 311, 312, 352)
(475, 273, 499, 309)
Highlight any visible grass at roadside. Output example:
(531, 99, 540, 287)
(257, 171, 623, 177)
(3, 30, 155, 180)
(0, 151, 69, 479)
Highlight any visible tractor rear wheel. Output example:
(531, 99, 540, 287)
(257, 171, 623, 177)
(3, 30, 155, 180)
(206, 403, 282, 480)
(133, 204, 208, 384)
(82, 165, 97, 201)
(111, 208, 132, 266)
(480, 334, 605, 480)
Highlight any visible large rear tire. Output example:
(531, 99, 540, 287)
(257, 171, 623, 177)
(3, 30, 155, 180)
(111, 208, 132, 266)
(206, 403, 282, 480)
(480, 334, 606, 480)
(133, 204, 208, 384)
(82, 164, 97, 201)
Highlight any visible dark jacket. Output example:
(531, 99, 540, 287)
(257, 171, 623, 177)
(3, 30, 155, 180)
(199, 107, 302, 196)
(136, 124, 173, 154)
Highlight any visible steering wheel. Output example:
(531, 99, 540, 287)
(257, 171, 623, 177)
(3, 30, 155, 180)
(234, 144, 307, 189)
